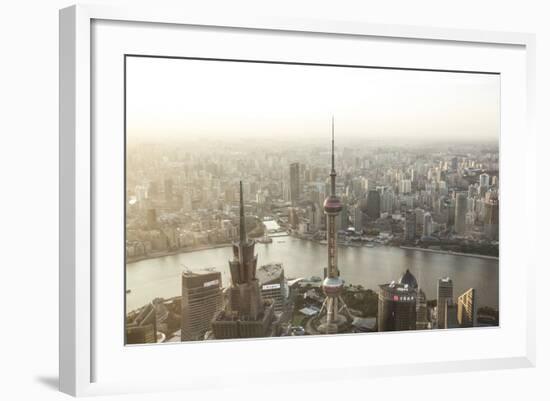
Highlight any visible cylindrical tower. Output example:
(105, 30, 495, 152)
(316, 117, 349, 334)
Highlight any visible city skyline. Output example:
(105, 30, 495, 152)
(125, 58, 499, 344)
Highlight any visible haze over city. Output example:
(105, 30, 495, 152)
(126, 57, 500, 143)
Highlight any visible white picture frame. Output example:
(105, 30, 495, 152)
(59, 4, 536, 397)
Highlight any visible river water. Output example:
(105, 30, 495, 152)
(126, 236, 498, 312)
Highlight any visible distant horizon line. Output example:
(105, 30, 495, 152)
(127, 136, 500, 145)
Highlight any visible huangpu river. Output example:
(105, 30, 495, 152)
(126, 236, 498, 313)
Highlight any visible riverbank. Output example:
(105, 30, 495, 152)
(399, 246, 499, 260)
(127, 239, 498, 265)
(291, 233, 499, 259)
(126, 243, 232, 264)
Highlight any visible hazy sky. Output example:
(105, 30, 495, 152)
(126, 56, 499, 143)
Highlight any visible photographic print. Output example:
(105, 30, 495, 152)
(124, 56, 499, 345)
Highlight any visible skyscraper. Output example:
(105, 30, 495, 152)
(289, 162, 300, 205)
(454, 192, 467, 235)
(479, 173, 490, 197)
(404, 210, 416, 241)
(365, 189, 381, 220)
(451, 156, 458, 171)
(378, 270, 418, 332)
(257, 263, 288, 314)
(484, 190, 499, 241)
(479, 173, 490, 188)
(380, 189, 394, 213)
(353, 204, 365, 233)
(399, 179, 412, 194)
(315, 117, 352, 334)
(422, 212, 432, 237)
(457, 288, 476, 327)
(358, 197, 369, 229)
(307, 203, 318, 232)
(339, 203, 349, 231)
(416, 288, 429, 330)
(444, 303, 459, 329)
(437, 277, 453, 329)
(181, 270, 223, 341)
(211, 182, 275, 339)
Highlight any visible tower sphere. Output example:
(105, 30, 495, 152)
(324, 195, 343, 214)
(322, 276, 344, 296)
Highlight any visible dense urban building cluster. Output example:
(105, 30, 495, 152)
(126, 136, 498, 262)
(125, 130, 499, 344)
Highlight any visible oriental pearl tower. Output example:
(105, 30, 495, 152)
(314, 117, 353, 334)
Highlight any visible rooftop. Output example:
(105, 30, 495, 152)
(398, 269, 418, 289)
(182, 267, 220, 277)
(380, 281, 417, 296)
(256, 263, 284, 284)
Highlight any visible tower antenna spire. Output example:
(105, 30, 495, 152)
(239, 180, 246, 242)
(331, 116, 335, 173)
(330, 116, 336, 196)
